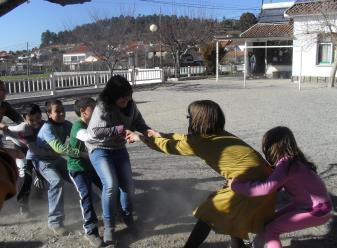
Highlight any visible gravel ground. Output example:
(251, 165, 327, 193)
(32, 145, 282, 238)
(1, 78, 337, 248)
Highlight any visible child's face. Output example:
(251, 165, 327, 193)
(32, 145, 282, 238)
(48, 104, 65, 123)
(25, 113, 42, 129)
(115, 95, 132, 109)
(80, 105, 94, 124)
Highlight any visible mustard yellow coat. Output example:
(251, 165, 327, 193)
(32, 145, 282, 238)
(143, 131, 276, 239)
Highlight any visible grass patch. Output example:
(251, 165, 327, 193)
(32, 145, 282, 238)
(0, 73, 51, 81)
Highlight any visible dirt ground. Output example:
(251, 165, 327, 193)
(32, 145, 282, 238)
(1, 78, 337, 248)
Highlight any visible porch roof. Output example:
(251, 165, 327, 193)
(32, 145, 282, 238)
(286, 0, 337, 16)
(240, 23, 293, 40)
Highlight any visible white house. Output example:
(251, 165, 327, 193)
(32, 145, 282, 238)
(239, 1, 295, 78)
(286, 0, 337, 83)
(63, 44, 92, 70)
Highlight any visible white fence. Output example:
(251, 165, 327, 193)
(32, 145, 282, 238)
(5, 68, 164, 96)
(164, 66, 206, 78)
(219, 64, 244, 74)
(5, 66, 207, 103)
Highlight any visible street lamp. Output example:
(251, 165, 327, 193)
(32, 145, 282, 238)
(150, 24, 158, 68)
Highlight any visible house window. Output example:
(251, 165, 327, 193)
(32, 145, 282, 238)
(267, 40, 293, 65)
(317, 43, 334, 65)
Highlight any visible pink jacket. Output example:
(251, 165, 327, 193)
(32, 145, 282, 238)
(231, 156, 331, 211)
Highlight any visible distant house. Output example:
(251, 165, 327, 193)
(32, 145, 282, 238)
(221, 39, 246, 64)
(285, 0, 337, 83)
(63, 44, 94, 70)
(240, 1, 294, 78)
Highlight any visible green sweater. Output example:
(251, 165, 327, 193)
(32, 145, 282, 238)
(67, 120, 92, 172)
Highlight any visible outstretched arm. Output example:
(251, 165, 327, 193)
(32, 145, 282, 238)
(126, 130, 194, 156)
(230, 159, 289, 197)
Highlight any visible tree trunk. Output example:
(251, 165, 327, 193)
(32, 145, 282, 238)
(174, 50, 180, 78)
(329, 54, 337, 87)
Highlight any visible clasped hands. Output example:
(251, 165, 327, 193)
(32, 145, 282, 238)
(124, 129, 160, 144)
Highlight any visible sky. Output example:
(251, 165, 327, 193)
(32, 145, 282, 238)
(0, 0, 291, 52)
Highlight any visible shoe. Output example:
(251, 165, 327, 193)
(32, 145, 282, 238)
(84, 233, 103, 247)
(48, 226, 69, 236)
(103, 230, 117, 246)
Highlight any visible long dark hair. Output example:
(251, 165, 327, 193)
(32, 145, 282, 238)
(187, 100, 225, 135)
(98, 75, 132, 111)
(262, 126, 317, 173)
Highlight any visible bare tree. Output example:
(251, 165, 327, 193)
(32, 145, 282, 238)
(85, 16, 133, 75)
(160, 15, 217, 78)
(68, 7, 135, 75)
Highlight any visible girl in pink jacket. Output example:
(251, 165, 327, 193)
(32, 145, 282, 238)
(229, 126, 332, 248)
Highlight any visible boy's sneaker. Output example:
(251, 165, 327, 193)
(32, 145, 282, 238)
(84, 233, 103, 247)
(48, 226, 69, 236)
(103, 230, 117, 247)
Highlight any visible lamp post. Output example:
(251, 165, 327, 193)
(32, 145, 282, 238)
(150, 24, 158, 68)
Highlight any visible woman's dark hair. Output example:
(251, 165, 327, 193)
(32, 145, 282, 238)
(74, 97, 96, 117)
(45, 99, 63, 114)
(98, 75, 132, 111)
(262, 126, 317, 173)
(21, 103, 41, 118)
(187, 100, 225, 135)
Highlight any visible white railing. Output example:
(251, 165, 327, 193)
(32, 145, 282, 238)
(6, 77, 52, 95)
(164, 66, 206, 78)
(4, 66, 207, 99)
(4, 68, 164, 96)
(219, 64, 244, 74)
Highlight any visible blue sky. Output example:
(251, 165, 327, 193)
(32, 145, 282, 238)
(0, 0, 290, 51)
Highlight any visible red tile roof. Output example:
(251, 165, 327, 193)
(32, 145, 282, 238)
(240, 23, 293, 39)
(286, 0, 337, 16)
(64, 44, 89, 54)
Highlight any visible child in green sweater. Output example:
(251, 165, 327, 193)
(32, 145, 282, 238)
(68, 97, 103, 248)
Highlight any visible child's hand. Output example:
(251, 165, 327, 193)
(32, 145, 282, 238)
(227, 178, 235, 189)
(145, 129, 161, 138)
(126, 130, 140, 143)
(0, 123, 8, 130)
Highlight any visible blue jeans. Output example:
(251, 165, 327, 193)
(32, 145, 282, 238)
(69, 170, 102, 235)
(33, 157, 70, 227)
(89, 148, 134, 231)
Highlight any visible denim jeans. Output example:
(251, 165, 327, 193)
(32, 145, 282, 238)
(89, 148, 134, 231)
(69, 170, 102, 235)
(33, 157, 70, 227)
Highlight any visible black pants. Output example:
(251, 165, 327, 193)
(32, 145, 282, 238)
(184, 219, 211, 248)
(16, 159, 34, 209)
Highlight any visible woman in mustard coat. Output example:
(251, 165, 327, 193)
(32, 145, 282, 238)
(127, 100, 276, 247)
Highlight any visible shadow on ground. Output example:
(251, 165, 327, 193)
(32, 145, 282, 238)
(116, 176, 223, 247)
(0, 241, 43, 248)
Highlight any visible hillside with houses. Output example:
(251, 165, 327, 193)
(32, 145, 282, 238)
(0, 13, 257, 77)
